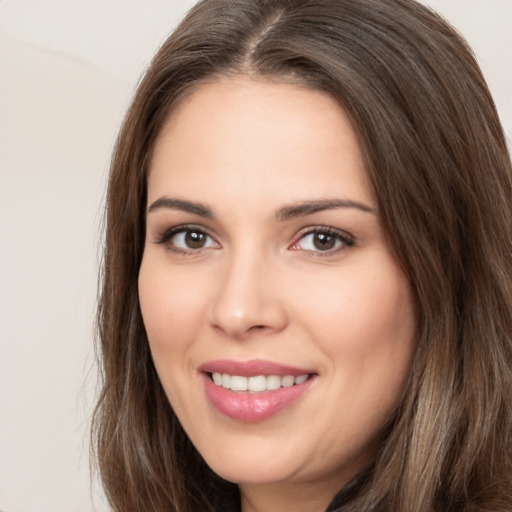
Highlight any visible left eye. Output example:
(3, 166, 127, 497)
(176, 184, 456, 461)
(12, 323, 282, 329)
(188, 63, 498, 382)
(156, 227, 219, 251)
(292, 230, 353, 252)
(172, 229, 218, 250)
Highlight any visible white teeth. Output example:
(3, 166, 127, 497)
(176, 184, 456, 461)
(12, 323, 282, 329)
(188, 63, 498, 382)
(281, 375, 295, 388)
(230, 375, 248, 391)
(211, 372, 309, 392)
(221, 373, 231, 388)
(295, 374, 308, 385)
(266, 375, 281, 390)
(248, 375, 266, 392)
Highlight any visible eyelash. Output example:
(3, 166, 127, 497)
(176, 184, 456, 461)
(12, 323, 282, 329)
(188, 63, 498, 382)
(154, 224, 218, 254)
(290, 226, 355, 256)
(153, 224, 355, 256)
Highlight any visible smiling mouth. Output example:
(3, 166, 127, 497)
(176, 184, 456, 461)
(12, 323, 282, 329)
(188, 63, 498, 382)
(209, 372, 312, 392)
(201, 362, 317, 420)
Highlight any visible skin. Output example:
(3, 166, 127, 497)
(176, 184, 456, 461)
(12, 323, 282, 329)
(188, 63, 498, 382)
(138, 77, 416, 512)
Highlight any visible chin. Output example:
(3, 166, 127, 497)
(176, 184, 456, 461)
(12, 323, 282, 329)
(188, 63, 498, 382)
(210, 460, 297, 486)
(197, 440, 300, 485)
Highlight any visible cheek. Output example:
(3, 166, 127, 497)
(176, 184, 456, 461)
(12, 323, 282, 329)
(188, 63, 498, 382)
(303, 258, 414, 346)
(295, 259, 415, 452)
(138, 257, 207, 354)
(138, 257, 211, 419)
(292, 255, 416, 401)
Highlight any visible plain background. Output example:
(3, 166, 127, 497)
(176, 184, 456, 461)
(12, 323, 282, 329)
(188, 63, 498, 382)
(0, 1, 510, 511)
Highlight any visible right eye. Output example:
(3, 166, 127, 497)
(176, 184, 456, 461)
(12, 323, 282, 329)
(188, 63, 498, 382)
(155, 226, 219, 253)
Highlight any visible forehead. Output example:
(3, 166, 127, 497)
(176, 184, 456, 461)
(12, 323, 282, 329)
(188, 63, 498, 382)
(148, 76, 375, 209)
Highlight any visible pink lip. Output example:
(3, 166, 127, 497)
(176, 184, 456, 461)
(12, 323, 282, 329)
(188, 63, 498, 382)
(199, 359, 317, 422)
(199, 359, 314, 377)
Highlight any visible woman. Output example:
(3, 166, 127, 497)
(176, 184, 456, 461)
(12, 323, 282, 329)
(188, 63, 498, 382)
(92, 0, 512, 510)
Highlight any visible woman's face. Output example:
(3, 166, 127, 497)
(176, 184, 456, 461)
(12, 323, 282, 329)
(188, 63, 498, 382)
(139, 77, 416, 504)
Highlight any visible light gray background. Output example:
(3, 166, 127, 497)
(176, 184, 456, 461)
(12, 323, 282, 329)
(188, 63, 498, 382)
(0, 1, 510, 511)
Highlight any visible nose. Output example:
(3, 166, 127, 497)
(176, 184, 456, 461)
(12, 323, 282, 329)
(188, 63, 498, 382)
(209, 250, 288, 340)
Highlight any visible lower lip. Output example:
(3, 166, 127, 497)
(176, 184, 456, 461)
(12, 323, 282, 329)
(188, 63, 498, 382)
(202, 374, 315, 422)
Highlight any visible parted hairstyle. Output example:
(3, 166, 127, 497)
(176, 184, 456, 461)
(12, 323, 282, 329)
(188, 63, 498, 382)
(92, 0, 512, 510)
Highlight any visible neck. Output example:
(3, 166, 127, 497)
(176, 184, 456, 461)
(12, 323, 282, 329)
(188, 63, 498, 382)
(239, 479, 340, 512)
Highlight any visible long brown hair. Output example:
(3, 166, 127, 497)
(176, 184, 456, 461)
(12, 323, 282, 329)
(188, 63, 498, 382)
(93, 0, 512, 510)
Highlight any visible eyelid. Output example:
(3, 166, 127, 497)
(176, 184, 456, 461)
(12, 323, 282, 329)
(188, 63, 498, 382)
(153, 223, 220, 252)
(289, 226, 355, 255)
(151, 223, 354, 256)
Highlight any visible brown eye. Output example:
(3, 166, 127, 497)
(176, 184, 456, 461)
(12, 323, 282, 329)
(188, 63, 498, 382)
(312, 232, 336, 250)
(184, 230, 207, 249)
(291, 228, 354, 254)
(158, 227, 219, 252)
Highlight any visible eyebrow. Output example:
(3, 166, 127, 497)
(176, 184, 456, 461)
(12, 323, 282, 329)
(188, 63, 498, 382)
(147, 197, 215, 218)
(147, 196, 376, 220)
(274, 199, 376, 221)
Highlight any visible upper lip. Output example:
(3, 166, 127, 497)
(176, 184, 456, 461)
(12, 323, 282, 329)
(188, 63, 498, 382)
(199, 359, 315, 377)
